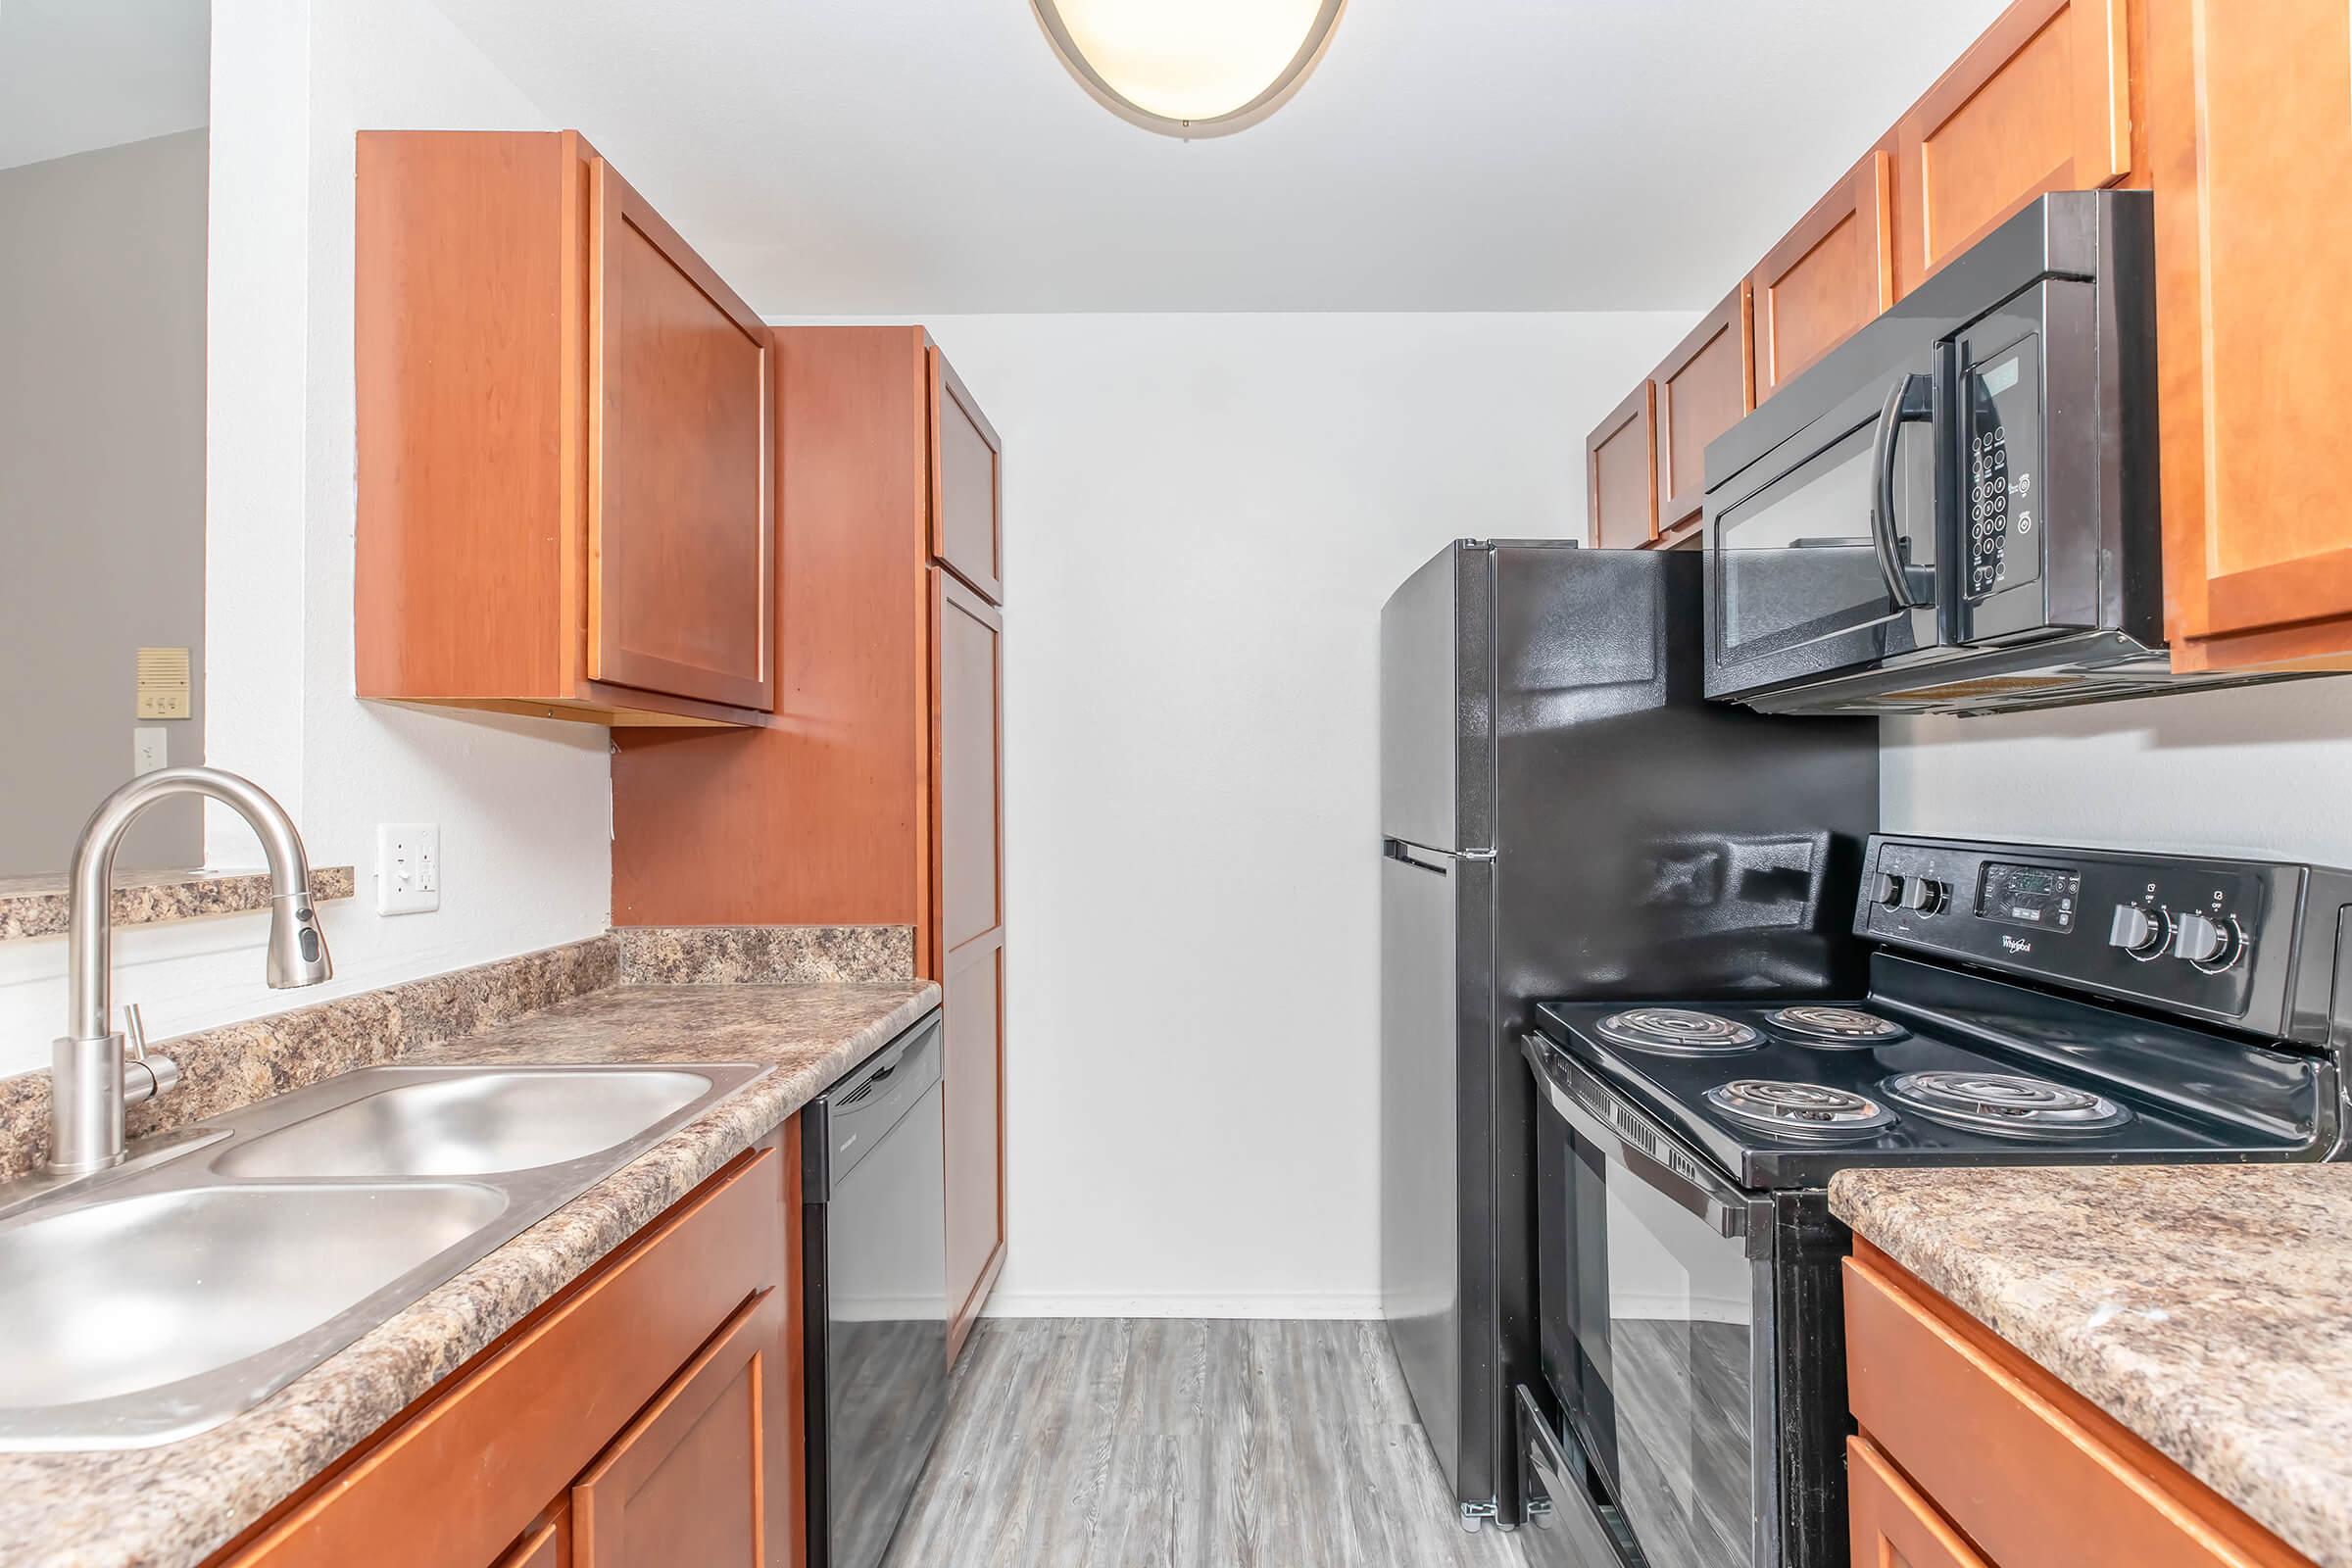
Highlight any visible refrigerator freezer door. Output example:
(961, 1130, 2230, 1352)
(1381, 840, 1497, 1512)
(1381, 541, 1494, 854)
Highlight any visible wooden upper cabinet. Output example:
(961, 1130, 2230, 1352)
(571, 1292, 774, 1568)
(356, 130, 772, 728)
(1586, 383, 1657, 549)
(588, 161, 774, 711)
(1652, 282, 1756, 542)
(930, 348, 1004, 604)
(1752, 148, 1895, 402)
(2150, 0, 2352, 672)
(1892, 0, 2133, 293)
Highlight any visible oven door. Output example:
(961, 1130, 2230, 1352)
(1704, 363, 1949, 703)
(1527, 1035, 1769, 1568)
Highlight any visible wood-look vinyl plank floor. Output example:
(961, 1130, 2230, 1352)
(881, 1319, 1529, 1568)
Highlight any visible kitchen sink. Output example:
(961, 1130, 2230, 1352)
(213, 1068, 717, 1178)
(0, 1184, 506, 1409)
(0, 1060, 766, 1449)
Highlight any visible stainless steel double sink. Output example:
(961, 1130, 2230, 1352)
(0, 1061, 766, 1451)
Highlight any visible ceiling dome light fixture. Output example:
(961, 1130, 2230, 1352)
(1030, 0, 1348, 139)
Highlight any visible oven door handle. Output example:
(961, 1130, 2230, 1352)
(1870, 371, 1938, 610)
(1522, 1034, 1749, 1240)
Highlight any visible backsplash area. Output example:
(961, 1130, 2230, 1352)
(1882, 676, 2352, 865)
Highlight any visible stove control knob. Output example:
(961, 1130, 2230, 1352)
(2172, 911, 2243, 971)
(2108, 903, 2169, 959)
(1874, 872, 1905, 907)
(1899, 876, 1947, 915)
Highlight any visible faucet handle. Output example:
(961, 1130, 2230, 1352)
(122, 1003, 148, 1062)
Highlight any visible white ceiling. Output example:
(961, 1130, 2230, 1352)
(434, 0, 2008, 315)
(0, 0, 209, 172)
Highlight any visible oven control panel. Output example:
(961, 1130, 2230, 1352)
(1853, 835, 2304, 1024)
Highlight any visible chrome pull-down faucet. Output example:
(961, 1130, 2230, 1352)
(49, 767, 333, 1176)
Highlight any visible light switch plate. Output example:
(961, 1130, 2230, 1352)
(375, 822, 441, 915)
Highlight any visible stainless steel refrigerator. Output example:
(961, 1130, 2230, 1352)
(1379, 541, 1877, 1531)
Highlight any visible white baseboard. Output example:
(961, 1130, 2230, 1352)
(983, 1291, 1385, 1321)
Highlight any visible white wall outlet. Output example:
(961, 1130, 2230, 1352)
(375, 822, 441, 915)
(131, 727, 169, 777)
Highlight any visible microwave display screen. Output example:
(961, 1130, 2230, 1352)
(1982, 356, 2021, 396)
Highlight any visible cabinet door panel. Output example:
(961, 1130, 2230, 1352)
(933, 570, 1004, 956)
(1752, 149, 1894, 401)
(1893, 0, 2132, 291)
(1654, 282, 1755, 540)
(589, 159, 774, 711)
(1848, 1438, 1992, 1568)
(2152, 0, 2352, 666)
(930, 348, 1004, 604)
(943, 930, 1004, 1360)
(496, 1506, 571, 1568)
(573, 1292, 773, 1568)
(1586, 382, 1656, 549)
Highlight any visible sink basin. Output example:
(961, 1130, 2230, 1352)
(0, 1060, 766, 1449)
(0, 1184, 505, 1440)
(212, 1068, 717, 1178)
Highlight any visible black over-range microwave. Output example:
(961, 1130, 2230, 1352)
(1701, 189, 2306, 716)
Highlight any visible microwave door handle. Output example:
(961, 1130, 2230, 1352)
(1870, 371, 1938, 609)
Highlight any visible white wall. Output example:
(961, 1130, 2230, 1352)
(1885, 680, 2352, 865)
(0, 0, 613, 1073)
(896, 312, 1683, 1315)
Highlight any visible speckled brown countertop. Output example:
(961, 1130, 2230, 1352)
(1832, 1164, 2352, 1568)
(0, 980, 937, 1568)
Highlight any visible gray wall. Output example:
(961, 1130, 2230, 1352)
(0, 128, 208, 874)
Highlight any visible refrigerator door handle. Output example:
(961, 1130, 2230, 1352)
(1385, 839, 1457, 873)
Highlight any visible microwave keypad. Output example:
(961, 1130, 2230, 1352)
(1964, 343, 2041, 602)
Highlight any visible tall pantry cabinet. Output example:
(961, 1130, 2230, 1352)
(612, 327, 1007, 1360)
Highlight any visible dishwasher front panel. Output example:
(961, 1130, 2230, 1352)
(805, 1015, 949, 1568)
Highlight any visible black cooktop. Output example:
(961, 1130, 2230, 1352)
(1533, 969, 2328, 1190)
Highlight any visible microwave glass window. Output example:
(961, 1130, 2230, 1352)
(1713, 417, 1933, 662)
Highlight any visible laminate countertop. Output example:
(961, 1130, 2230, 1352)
(1831, 1163, 2352, 1568)
(0, 980, 938, 1568)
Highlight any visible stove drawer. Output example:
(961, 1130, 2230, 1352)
(1843, 1250, 2309, 1568)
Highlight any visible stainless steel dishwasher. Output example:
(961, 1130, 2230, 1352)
(804, 1011, 949, 1568)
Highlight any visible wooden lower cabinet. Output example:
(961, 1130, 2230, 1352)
(210, 1124, 805, 1568)
(1843, 1244, 2316, 1568)
(1849, 1437, 1993, 1568)
(573, 1293, 775, 1567)
(493, 1507, 570, 1568)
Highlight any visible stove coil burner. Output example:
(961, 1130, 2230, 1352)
(1764, 1004, 1912, 1048)
(1594, 1008, 1760, 1055)
(1880, 1070, 2133, 1139)
(1703, 1080, 1898, 1142)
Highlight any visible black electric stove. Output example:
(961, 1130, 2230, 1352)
(1515, 834, 2352, 1568)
